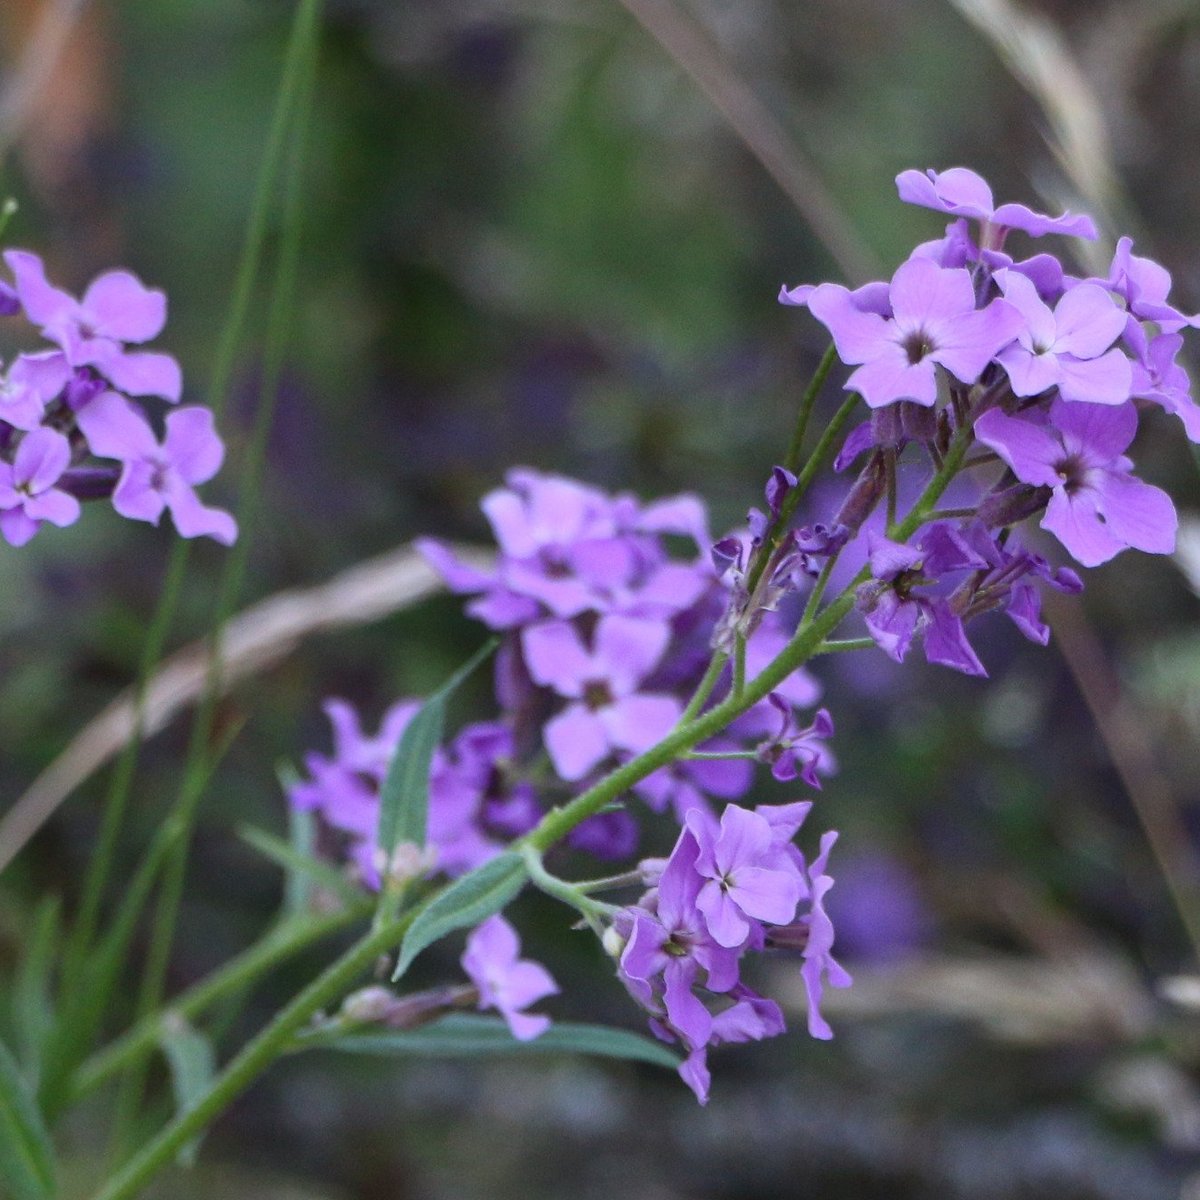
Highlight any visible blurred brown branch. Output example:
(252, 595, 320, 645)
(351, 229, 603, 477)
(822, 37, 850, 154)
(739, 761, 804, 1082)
(0, 542, 492, 874)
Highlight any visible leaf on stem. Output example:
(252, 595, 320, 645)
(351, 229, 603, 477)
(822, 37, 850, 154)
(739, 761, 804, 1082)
(0, 1039, 56, 1200)
(11, 898, 60, 1086)
(393, 852, 527, 981)
(319, 1013, 681, 1068)
(159, 1016, 215, 1168)
(375, 638, 498, 863)
(238, 825, 363, 907)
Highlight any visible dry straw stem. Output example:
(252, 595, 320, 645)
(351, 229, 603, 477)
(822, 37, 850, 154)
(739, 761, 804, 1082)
(945, 0, 1130, 272)
(0, 542, 492, 874)
(616, 0, 881, 285)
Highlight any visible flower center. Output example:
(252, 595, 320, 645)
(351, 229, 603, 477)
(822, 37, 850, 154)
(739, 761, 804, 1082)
(1054, 453, 1086, 495)
(902, 329, 935, 365)
(582, 680, 614, 710)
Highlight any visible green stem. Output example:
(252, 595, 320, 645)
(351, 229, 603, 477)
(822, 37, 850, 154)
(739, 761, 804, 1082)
(732, 633, 747, 697)
(70, 899, 372, 1103)
(520, 847, 613, 928)
(682, 750, 756, 761)
(782, 342, 838, 473)
(87, 912, 413, 1200)
(677, 650, 727, 724)
(814, 637, 875, 654)
(746, 391, 859, 597)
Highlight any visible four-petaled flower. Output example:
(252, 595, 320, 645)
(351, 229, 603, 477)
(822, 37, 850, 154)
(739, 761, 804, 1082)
(0, 427, 81, 546)
(462, 914, 558, 1041)
(76, 390, 237, 545)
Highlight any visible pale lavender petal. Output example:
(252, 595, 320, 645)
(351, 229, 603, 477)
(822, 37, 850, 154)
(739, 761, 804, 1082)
(1051, 282, 1127, 358)
(1095, 471, 1176, 556)
(593, 614, 670, 694)
(1042, 488, 1124, 567)
(480, 489, 536, 557)
(416, 537, 496, 592)
(996, 344, 1060, 398)
(778, 283, 814, 307)
(889, 257, 975, 327)
(712, 804, 772, 876)
(1049, 398, 1136, 461)
(662, 960, 713, 1049)
(997, 270, 1056, 349)
(866, 531, 924, 578)
(806, 283, 892, 364)
(973, 409, 1062, 487)
(1053, 349, 1132, 406)
(164, 479, 238, 545)
(834, 420, 874, 471)
(82, 346, 183, 402)
(502, 960, 560, 1009)
(163, 407, 225, 483)
(504, 1010, 551, 1042)
(863, 592, 918, 663)
(4, 250, 75, 328)
(846, 351, 938, 409)
(10, 351, 72, 400)
(0, 507, 38, 546)
(520, 620, 591, 697)
(81, 270, 167, 342)
(75, 390, 158, 460)
(729, 865, 802, 926)
(678, 1048, 711, 1105)
(24, 488, 79, 528)
(543, 704, 609, 781)
(696, 882, 751, 948)
(896, 167, 993, 220)
(13, 427, 70, 492)
(990, 202, 1097, 240)
(602, 694, 681, 754)
(931, 299, 1024, 383)
(112, 462, 166, 524)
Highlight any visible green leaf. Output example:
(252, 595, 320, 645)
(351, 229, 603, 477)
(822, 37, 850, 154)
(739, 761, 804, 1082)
(11, 899, 60, 1085)
(323, 1014, 680, 1069)
(393, 852, 527, 981)
(281, 773, 317, 916)
(0, 1039, 56, 1200)
(238, 825, 364, 907)
(376, 638, 497, 861)
(160, 1016, 216, 1168)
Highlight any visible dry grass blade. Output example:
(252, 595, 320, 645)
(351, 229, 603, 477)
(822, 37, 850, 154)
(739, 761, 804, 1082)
(945, 0, 1126, 271)
(617, 0, 880, 284)
(0, 542, 492, 874)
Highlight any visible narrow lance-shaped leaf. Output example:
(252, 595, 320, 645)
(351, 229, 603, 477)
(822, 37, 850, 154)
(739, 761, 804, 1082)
(160, 1016, 216, 1168)
(322, 1014, 681, 1069)
(0, 1039, 56, 1200)
(12, 898, 60, 1086)
(238, 825, 363, 907)
(376, 638, 498, 862)
(393, 852, 527, 981)
(280, 766, 317, 916)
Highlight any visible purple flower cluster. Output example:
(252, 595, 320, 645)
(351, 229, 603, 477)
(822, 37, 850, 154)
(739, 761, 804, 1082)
(421, 469, 834, 846)
(613, 801, 848, 1103)
(288, 700, 539, 886)
(781, 166, 1190, 671)
(0, 252, 235, 546)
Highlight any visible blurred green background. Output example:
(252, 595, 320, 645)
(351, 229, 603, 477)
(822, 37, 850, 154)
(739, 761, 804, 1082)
(3, 0, 1200, 1196)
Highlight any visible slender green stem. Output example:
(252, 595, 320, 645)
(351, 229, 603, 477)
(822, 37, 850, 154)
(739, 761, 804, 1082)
(70, 899, 372, 1103)
(814, 637, 875, 654)
(520, 846, 613, 929)
(88, 911, 414, 1200)
(574, 869, 645, 895)
(782, 342, 838, 473)
(682, 750, 756, 761)
(921, 507, 977, 522)
(677, 650, 728, 724)
(732, 633, 747, 697)
(108, 2, 322, 1157)
(746, 391, 860, 597)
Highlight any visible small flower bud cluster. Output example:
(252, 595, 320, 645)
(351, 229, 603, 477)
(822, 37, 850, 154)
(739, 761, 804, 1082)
(0, 251, 235, 547)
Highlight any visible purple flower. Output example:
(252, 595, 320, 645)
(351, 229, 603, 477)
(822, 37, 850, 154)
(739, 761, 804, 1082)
(798, 831, 852, 1039)
(0, 427, 81, 545)
(896, 167, 1098, 247)
(462, 915, 558, 1041)
(5, 250, 182, 401)
(1099, 236, 1197, 331)
(974, 401, 1176, 567)
(634, 739, 753, 824)
(686, 804, 804, 947)
(857, 525, 989, 675)
(0, 353, 71, 431)
(807, 256, 1022, 409)
(994, 271, 1131, 406)
(751, 698, 836, 786)
(521, 615, 681, 781)
(75, 391, 237, 544)
(1125, 325, 1200, 442)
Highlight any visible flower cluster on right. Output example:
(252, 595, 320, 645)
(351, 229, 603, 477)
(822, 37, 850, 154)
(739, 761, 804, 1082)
(782, 166, 1189, 672)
